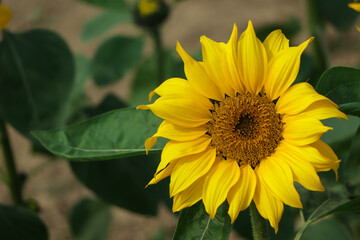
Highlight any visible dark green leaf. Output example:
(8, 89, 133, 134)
(91, 36, 143, 86)
(70, 198, 111, 240)
(318, 0, 358, 30)
(82, 10, 131, 42)
(0, 30, 74, 139)
(70, 153, 166, 215)
(316, 67, 360, 117)
(130, 50, 185, 106)
(301, 218, 354, 240)
(173, 201, 232, 240)
(256, 18, 301, 42)
(344, 127, 360, 195)
(32, 107, 165, 161)
(0, 204, 48, 240)
(78, 0, 130, 10)
(83, 94, 128, 118)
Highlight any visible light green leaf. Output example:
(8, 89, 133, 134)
(316, 67, 360, 117)
(70, 198, 111, 240)
(91, 36, 143, 86)
(82, 10, 131, 42)
(172, 201, 232, 240)
(32, 107, 164, 161)
(0, 30, 74, 139)
(0, 204, 48, 240)
(294, 197, 360, 240)
(301, 217, 354, 240)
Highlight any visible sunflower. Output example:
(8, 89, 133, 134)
(137, 21, 346, 232)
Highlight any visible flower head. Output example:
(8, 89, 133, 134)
(137, 21, 346, 232)
(0, 5, 12, 31)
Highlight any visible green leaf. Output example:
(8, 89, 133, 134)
(294, 197, 360, 240)
(32, 107, 165, 161)
(316, 67, 360, 117)
(91, 36, 143, 86)
(301, 217, 354, 240)
(130, 50, 185, 106)
(173, 201, 232, 240)
(70, 198, 111, 240)
(78, 0, 130, 10)
(82, 10, 131, 42)
(70, 153, 167, 215)
(318, 0, 358, 31)
(0, 204, 48, 240)
(0, 30, 75, 139)
(343, 127, 360, 195)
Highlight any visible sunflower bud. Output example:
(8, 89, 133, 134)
(0, 5, 12, 31)
(133, 0, 169, 29)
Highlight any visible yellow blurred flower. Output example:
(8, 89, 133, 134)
(0, 5, 12, 30)
(349, 2, 360, 31)
(138, 21, 346, 232)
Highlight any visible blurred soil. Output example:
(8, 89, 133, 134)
(1, 0, 360, 239)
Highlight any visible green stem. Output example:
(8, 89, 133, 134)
(250, 202, 269, 240)
(151, 27, 165, 85)
(0, 119, 24, 205)
(306, 0, 329, 73)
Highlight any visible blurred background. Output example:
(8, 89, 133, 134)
(1, 0, 360, 239)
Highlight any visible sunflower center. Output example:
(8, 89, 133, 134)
(208, 93, 283, 168)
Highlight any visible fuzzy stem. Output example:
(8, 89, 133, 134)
(250, 202, 269, 240)
(150, 27, 165, 85)
(0, 119, 23, 205)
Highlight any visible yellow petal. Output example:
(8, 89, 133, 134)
(276, 144, 325, 191)
(200, 36, 233, 96)
(282, 140, 340, 179)
(170, 148, 216, 196)
(349, 3, 360, 12)
(176, 42, 224, 101)
(257, 156, 302, 208)
(293, 100, 347, 120)
(276, 82, 334, 115)
(172, 177, 205, 212)
(144, 120, 208, 153)
(282, 117, 332, 146)
(227, 164, 257, 223)
(155, 136, 212, 174)
(223, 24, 245, 95)
(310, 140, 341, 180)
(238, 20, 268, 95)
(253, 174, 284, 233)
(264, 37, 313, 100)
(0, 5, 12, 30)
(263, 30, 289, 60)
(147, 161, 176, 186)
(137, 95, 211, 128)
(149, 78, 213, 109)
(203, 159, 240, 219)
